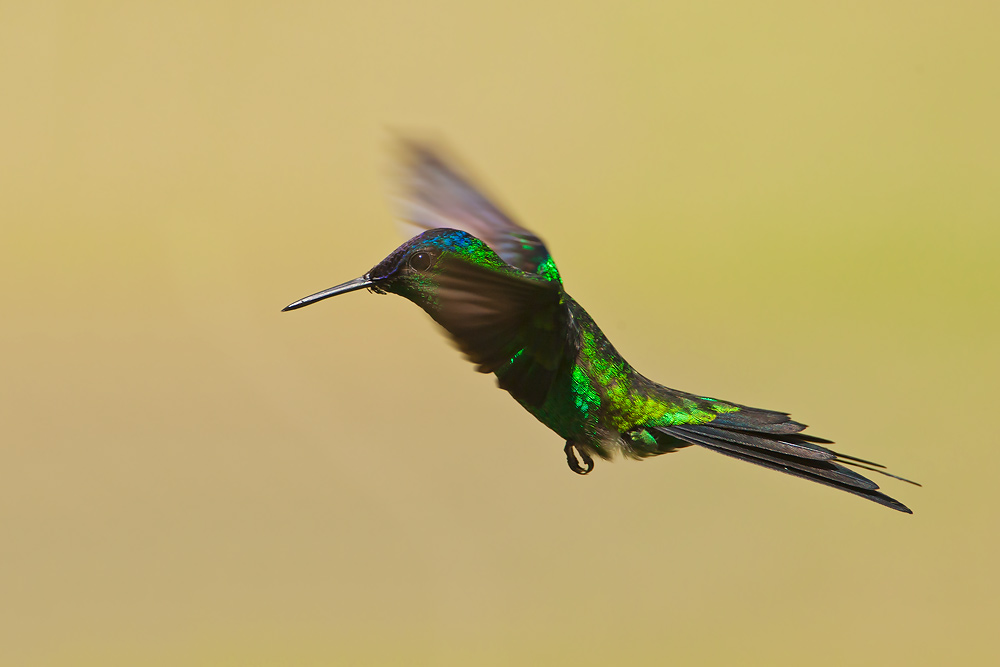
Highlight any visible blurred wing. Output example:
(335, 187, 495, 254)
(395, 142, 554, 277)
(426, 255, 579, 408)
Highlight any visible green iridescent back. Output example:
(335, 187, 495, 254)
(498, 293, 742, 460)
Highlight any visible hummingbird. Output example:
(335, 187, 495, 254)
(283, 144, 917, 513)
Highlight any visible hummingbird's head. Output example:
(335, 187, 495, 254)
(282, 228, 508, 313)
(367, 228, 509, 304)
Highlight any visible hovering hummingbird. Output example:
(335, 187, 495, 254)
(284, 144, 917, 513)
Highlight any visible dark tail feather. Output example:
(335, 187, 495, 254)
(836, 457, 922, 487)
(672, 423, 838, 461)
(654, 423, 913, 514)
(834, 451, 886, 467)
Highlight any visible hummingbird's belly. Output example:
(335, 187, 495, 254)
(509, 367, 627, 458)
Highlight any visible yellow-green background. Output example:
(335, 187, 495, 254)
(2, 2, 997, 665)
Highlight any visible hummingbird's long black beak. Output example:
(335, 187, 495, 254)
(281, 275, 375, 312)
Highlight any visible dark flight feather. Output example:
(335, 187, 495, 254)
(396, 142, 553, 276)
(426, 255, 579, 407)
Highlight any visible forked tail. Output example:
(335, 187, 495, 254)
(653, 406, 917, 513)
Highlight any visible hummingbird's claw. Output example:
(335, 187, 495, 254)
(564, 441, 594, 475)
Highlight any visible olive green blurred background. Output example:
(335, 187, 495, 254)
(2, 2, 998, 665)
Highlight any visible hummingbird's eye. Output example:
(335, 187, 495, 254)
(408, 251, 434, 272)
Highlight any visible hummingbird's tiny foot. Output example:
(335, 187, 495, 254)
(564, 441, 594, 475)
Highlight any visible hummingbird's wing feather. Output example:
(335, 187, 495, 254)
(395, 143, 554, 277)
(426, 256, 578, 408)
